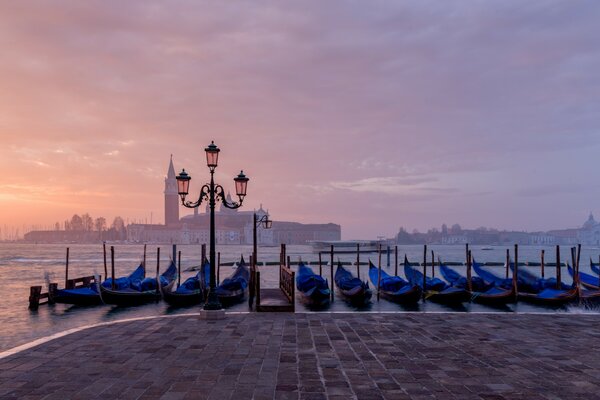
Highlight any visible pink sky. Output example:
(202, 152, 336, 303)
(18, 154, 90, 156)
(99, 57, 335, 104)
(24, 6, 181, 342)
(1, 2, 599, 239)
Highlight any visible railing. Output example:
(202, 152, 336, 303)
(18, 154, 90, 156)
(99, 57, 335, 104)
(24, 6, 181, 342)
(279, 263, 295, 308)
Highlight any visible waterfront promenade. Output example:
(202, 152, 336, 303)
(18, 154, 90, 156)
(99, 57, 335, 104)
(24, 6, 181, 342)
(1, 313, 599, 400)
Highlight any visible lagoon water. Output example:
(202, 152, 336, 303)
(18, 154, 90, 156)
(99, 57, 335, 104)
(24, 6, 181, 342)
(1, 242, 599, 352)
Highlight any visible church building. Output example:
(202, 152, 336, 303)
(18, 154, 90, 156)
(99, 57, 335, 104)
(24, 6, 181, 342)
(127, 157, 341, 245)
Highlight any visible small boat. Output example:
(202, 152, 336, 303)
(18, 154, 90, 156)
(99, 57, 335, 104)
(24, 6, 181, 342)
(470, 262, 516, 305)
(481, 247, 493, 251)
(512, 264, 577, 306)
(100, 261, 177, 306)
(440, 260, 515, 306)
(296, 262, 331, 306)
(367, 261, 421, 303)
(567, 265, 600, 304)
(334, 262, 372, 304)
(404, 257, 470, 305)
(53, 263, 146, 306)
(214, 257, 250, 304)
(162, 266, 204, 308)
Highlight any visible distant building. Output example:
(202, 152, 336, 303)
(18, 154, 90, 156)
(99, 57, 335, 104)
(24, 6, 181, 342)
(126, 157, 341, 245)
(578, 213, 600, 246)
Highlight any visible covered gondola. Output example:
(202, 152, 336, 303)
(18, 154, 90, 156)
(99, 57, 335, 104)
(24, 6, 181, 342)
(296, 262, 331, 306)
(404, 257, 470, 305)
(469, 261, 516, 305)
(368, 261, 421, 303)
(100, 261, 177, 306)
(209, 257, 250, 305)
(162, 267, 204, 308)
(334, 262, 372, 304)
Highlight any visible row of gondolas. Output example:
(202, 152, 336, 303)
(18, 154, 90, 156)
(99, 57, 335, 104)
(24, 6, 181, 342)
(296, 250, 600, 308)
(51, 257, 250, 307)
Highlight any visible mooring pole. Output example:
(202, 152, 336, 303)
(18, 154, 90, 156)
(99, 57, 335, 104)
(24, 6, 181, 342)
(467, 250, 473, 292)
(65, 247, 70, 289)
(356, 243, 360, 279)
(143, 243, 147, 267)
(111, 246, 115, 290)
(156, 247, 160, 294)
(431, 250, 435, 278)
(394, 245, 398, 277)
(556, 245, 561, 289)
(103, 242, 108, 283)
(541, 249, 545, 279)
(514, 244, 519, 296)
(217, 252, 221, 285)
(423, 244, 427, 299)
(330, 245, 334, 301)
(318, 252, 323, 276)
(177, 250, 182, 288)
(377, 244, 382, 301)
(505, 248, 509, 279)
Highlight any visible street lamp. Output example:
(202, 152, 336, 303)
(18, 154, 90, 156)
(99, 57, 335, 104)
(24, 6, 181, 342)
(253, 212, 273, 268)
(249, 212, 272, 308)
(176, 141, 249, 310)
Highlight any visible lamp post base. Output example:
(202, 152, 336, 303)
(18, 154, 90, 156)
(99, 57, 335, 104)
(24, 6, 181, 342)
(199, 309, 226, 320)
(203, 289, 223, 311)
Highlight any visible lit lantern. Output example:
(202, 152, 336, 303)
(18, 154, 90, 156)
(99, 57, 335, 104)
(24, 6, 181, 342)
(234, 170, 249, 198)
(176, 169, 191, 200)
(205, 141, 220, 171)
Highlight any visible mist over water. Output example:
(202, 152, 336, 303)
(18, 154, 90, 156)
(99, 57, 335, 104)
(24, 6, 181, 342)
(1, 242, 599, 352)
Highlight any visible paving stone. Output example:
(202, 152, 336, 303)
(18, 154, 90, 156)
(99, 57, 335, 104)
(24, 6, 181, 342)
(2, 313, 600, 400)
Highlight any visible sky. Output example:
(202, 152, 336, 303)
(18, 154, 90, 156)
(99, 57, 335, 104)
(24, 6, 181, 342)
(0, 1, 599, 239)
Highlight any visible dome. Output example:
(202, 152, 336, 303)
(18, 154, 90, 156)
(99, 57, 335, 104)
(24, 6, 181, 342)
(583, 212, 597, 229)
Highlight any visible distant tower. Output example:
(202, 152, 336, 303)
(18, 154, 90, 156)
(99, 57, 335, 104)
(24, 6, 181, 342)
(164, 155, 179, 226)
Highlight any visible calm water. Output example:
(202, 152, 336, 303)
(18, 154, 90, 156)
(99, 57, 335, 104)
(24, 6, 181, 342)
(1, 242, 599, 352)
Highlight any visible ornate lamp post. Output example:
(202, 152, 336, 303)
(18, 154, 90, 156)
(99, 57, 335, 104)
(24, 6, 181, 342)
(176, 141, 249, 310)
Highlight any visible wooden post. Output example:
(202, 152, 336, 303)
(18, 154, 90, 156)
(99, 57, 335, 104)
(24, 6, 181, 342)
(143, 243, 147, 266)
(377, 244, 382, 301)
(394, 245, 398, 277)
(556, 245, 561, 289)
(465, 243, 469, 267)
(387, 246, 391, 267)
(48, 283, 58, 304)
(541, 249, 545, 279)
(356, 243, 360, 279)
(431, 250, 435, 278)
(330, 245, 334, 301)
(505, 249, 509, 279)
(103, 242, 108, 282)
(29, 286, 42, 310)
(111, 246, 115, 290)
(514, 244, 519, 295)
(467, 250, 473, 292)
(217, 252, 221, 285)
(598, 255, 600, 288)
(201, 243, 206, 263)
(172, 244, 177, 268)
(65, 247, 70, 288)
(318, 252, 322, 276)
(177, 250, 181, 288)
(576, 244, 581, 288)
(422, 244, 427, 298)
(156, 247, 160, 294)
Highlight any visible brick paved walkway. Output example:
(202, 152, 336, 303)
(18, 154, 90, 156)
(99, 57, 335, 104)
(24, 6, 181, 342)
(1, 313, 600, 399)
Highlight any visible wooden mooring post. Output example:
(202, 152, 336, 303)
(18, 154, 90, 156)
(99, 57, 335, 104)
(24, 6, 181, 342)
(556, 245, 561, 289)
(177, 250, 182, 288)
(319, 252, 322, 277)
(514, 244, 519, 294)
(217, 252, 221, 285)
(103, 242, 108, 282)
(467, 250, 473, 292)
(201, 243, 206, 263)
(505, 249, 510, 279)
(356, 243, 360, 279)
(377, 244, 382, 301)
(156, 247, 160, 294)
(431, 250, 435, 278)
(330, 245, 334, 302)
(422, 244, 427, 299)
(64, 247, 70, 288)
(111, 246, 116, 290)
(394, 245, 398, 277)
(541, 249, 545, 279)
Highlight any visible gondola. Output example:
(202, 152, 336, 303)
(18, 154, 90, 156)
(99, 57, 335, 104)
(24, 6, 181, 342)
(470, 261, 516, 305)
(213, 257, 250, 304)
(440, 260, 515, 306)
(100, 261, 177, 306)
(162, 266, 204, 308)
(296, 262, 331, 306)
(404, 257, 470, 305)
(567, 264, 600, 303)
(52, 263, 146, 306)
(334, 262, 372, 304)
(511, 264, 577, 306)
(590, 259, 600, 276)
(367, 261, 421, 303)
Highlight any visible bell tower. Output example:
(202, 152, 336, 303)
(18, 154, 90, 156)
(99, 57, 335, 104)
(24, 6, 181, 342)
(164, 155, 179, 226)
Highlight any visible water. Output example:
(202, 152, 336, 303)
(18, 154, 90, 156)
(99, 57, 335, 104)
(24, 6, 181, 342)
(1, 242, 599, 352)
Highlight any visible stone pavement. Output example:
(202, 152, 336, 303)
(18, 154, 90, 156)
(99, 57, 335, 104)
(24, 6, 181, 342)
(1, 312, 600, 400)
